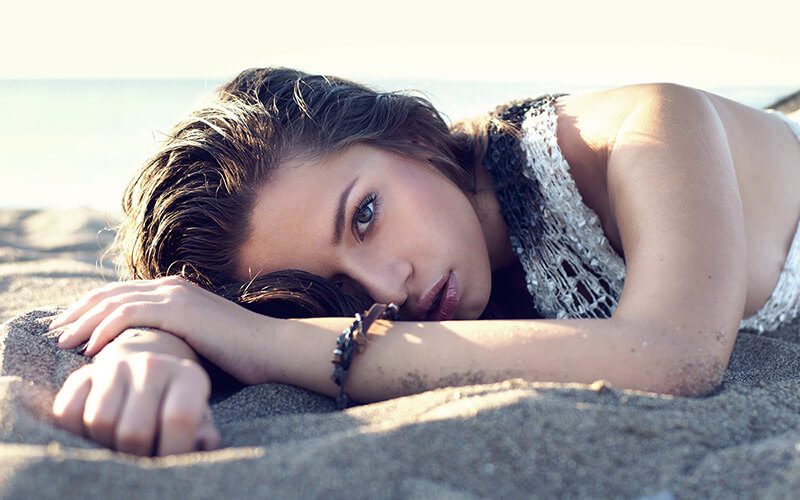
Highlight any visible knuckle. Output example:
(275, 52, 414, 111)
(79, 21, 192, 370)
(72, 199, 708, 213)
(131, 351, 167, 371)
(179, 360, 210, 384)
(101, 281, 121, 291)
(188, 372, 211, 398)
(116, 426, 154, 453)
(93, 282, 121, 298)
(101, 293, 128, 311)
(161, 275, 185, 286)
(180, 359, 205, 377)
(101, 357, 126, 378)
(53, 369, 92, 419)
(65, 363, 93, 381)
(163, 408, 199, 429)
(114, 302, 139, 319)
(83, 410, 115, 434)
(83, 289, 107, 304)
(52, 399, 79, 422)
(164, 287, 186, 302)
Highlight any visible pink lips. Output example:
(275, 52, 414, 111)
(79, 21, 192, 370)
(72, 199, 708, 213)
(416, 271, 459, 321)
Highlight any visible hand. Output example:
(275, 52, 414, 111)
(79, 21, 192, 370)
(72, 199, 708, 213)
(51, 276, 276, 384)
(52, 351, 221, 456)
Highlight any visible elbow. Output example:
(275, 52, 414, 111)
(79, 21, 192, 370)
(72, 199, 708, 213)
(652, 348, 728, 397)
(612, 316, 735, 397)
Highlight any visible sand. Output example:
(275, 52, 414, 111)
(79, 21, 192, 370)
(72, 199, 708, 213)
(3, 208, 800, 499)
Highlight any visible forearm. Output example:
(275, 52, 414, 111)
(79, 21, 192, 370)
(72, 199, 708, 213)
(58, 279, 728, 400)
(269, 316, 728, 401)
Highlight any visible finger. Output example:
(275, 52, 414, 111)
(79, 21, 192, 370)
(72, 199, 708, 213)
(83, 300, 173, 356)
(157, 364, 211, 456)
(51, 277, 184, 331)
(114, 383, 167, 456)
(50, 282, 150, 330)
(53, 366, 93, 436)
(82, 362, 129, 448)
(194, 409, 222, 451)
(58, 292, 167, 350)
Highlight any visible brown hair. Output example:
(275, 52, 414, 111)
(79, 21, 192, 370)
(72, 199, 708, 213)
(113, 67, 486, 317)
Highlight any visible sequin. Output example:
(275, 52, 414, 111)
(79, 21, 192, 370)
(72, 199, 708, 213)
(485, 95, 626, 319)
(485, 97, 800, 333)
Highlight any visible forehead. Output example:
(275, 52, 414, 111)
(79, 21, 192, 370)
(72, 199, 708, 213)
(236, 151, 347, 280)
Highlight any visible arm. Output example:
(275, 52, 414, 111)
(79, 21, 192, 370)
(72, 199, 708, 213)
(272, 84, 746, 400)
(53, 327, 221, 456)
(55, 84, 746, 400)
(54, 280, 709, 396)
(269, 314, 719, 401)
(94, 326, 200, 361)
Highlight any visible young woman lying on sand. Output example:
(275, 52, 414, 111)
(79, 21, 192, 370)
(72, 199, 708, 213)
(48, 67, 800, 456)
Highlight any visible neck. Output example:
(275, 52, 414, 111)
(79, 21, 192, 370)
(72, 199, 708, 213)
(471, 161, 517, 272)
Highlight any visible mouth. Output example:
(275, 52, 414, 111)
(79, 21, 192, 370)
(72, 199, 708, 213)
(429, 285, 444, 313)
(417, 271, 460, 321)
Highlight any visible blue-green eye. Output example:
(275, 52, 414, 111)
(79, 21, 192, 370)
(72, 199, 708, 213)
(353, 193, 378, 239)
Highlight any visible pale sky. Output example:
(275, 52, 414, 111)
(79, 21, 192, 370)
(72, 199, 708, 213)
(2, 0, 799, 87)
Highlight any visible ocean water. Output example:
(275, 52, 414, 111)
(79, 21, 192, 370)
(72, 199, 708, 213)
(1, 79, 796, 213)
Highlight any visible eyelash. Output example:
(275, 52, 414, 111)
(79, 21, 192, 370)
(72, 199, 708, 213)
(352, 192, 380, 241)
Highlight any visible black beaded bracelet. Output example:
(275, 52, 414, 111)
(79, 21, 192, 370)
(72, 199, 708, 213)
(331, 302, 399, 409)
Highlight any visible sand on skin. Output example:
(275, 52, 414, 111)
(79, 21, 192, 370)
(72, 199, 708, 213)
(3, 209, 800, 499)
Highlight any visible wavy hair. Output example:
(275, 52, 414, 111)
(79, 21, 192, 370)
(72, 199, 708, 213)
(112, 67, 493, 318)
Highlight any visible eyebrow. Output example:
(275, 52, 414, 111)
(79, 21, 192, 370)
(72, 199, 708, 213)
(333, 177, 359, 245)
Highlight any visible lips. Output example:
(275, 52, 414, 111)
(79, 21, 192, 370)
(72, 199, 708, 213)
(429, 286, 444, 312)
(414, 271, 460, 321)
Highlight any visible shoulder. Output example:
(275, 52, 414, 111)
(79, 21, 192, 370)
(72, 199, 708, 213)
(557, 82, 707, 110)
(554, 83, 710, 159)
(576, 83, 747, 341)
(552, 83, 723, 243)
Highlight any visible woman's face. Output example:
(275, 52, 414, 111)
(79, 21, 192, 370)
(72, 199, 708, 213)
(236, 144, 494, 321)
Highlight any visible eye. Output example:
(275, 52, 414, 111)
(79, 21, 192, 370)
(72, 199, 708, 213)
(352, 193, 378, 240)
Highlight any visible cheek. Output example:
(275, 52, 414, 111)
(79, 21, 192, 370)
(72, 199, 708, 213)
(406, 173, 473, 220)
(392, 167, 485, 252)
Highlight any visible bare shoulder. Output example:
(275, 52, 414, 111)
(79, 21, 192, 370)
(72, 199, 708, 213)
(557, 83, 749, 357)
(551, 83, 711, 254)
(555, 83, 713, 150)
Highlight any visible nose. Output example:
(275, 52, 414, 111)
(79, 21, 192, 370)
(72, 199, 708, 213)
(340, 255, 411, 308)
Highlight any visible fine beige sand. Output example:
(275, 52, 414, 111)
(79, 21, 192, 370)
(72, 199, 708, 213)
(3, 208, 800, 499)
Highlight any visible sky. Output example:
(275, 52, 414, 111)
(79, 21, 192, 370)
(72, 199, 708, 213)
(2, 0, 799, 87)
(1, 0, 799, 212)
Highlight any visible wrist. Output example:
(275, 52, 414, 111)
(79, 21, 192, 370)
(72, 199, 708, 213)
(259, 316, 293, 385)
(263, 316, 364, 398)
(200, 312, 290, 386)
(96, 328, 200, 364)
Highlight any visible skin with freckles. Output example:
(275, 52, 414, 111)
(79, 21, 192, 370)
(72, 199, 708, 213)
(237, 145, 499, 321)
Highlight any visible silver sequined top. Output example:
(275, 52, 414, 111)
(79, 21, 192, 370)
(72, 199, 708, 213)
(485, 96, 800, 333)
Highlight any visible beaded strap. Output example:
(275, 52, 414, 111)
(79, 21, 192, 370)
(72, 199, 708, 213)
(485, 95, 626, 320)
(331, 303, 399, 409)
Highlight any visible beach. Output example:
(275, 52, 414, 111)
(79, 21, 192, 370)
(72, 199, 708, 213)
(3, 208, 800, 498)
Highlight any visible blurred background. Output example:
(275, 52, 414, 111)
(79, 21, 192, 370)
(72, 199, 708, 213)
(1, 0, 798, 214)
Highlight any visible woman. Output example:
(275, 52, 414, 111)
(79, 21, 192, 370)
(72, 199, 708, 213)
(49, 67, 800, 456)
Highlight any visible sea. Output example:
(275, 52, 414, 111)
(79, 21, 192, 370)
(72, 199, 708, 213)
(1, 79, 797, 213)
